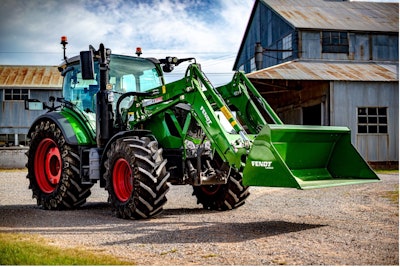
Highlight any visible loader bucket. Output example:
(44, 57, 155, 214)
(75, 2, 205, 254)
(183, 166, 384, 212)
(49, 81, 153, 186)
(243, 124, 379, 189)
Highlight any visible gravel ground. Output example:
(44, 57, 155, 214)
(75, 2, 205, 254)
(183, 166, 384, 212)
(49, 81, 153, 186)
(0, 170, 398, 265)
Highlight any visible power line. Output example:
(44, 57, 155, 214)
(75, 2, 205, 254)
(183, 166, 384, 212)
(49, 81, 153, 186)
(0, 51, 60, 54)
(0, 50, 237, 55)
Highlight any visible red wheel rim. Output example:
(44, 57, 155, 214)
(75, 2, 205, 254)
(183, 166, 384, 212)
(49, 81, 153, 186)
(201, 184, 221, 196)
(113, 158, 133, 202)
(34, 138, 62, 193)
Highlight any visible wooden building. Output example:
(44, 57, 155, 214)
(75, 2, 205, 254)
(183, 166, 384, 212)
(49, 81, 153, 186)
(0, 65, 62, 146)
(233, 0, 399, 167)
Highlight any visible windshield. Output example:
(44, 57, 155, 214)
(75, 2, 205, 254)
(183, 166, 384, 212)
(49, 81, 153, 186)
(62, 54, 162, 113)
(109, 55, 162, 93)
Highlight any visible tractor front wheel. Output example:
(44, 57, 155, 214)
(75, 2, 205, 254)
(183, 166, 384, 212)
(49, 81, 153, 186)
(193, 169, 250, 211)
(26, 119, 92, 209)
(104, 136, 170, 219)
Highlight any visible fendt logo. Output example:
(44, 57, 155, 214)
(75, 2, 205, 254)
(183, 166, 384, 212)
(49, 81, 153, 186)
(200, 106, 212, 127)
(251, 161, 274, 169)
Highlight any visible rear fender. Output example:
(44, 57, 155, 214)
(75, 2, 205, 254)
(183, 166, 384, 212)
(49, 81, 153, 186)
(28, 112, 82, 145)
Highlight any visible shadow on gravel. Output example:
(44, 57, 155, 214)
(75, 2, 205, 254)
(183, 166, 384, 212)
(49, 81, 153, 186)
(0, 203, 325, 245)
(101, 220, 325, 245)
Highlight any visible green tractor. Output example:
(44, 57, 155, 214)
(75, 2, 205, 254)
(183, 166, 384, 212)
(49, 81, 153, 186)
(25, 40, 379, 219)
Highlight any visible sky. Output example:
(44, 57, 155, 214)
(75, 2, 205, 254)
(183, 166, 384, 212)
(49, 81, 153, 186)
(0, 0, 398, 85)
(0, 0, 254, 85)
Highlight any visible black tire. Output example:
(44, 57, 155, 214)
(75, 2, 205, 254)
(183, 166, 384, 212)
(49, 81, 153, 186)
(193, 169, 250, 210)
(104, 136, 170, 219)
(26, 119, 92, 210)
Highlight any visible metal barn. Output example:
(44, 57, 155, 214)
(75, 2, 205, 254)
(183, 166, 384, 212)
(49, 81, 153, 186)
(233, 0, 399, 167)
(0, 65, 62, 146)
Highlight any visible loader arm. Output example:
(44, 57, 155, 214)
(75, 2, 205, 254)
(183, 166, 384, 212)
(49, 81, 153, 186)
(216, 71, 283, 133)
(123, 63, 252, 170)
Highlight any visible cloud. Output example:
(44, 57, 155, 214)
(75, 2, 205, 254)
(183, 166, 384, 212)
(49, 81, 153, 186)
(0, 0, 253, 64)
(0, 0, 254, 85)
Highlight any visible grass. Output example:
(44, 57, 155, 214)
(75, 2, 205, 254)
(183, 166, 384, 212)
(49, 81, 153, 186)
(0, 232, 133, 265)
(372, 169, 398, 205)
(202, 253, 218, 258)
(0, 168, 27, 172)
(160, 248, 177, 255)
(381, 187, 399, 205)
(374, 169, 399, 174)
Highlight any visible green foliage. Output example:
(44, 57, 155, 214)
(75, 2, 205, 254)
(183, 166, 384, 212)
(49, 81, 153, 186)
(0, 232, 133, 265)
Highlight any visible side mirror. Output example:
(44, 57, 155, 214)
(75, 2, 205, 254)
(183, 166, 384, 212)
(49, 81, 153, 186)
(80, 50, 94, 80)
(24, 99, 44, 110)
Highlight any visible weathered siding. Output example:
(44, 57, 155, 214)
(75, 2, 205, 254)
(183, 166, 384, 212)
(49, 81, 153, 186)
(372, 34, 399, 61)
(300, 31, 399, 61)
(235, 2, 296, 72)
(300, 31, 320, 59)
(331, 81, 399, 162)
(0, 89, 61, 135)
(0, 66, 63, 142)
(351, 33, 370, 61)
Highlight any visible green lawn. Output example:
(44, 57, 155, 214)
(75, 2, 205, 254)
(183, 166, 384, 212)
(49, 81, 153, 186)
(0, 232, 134, 265)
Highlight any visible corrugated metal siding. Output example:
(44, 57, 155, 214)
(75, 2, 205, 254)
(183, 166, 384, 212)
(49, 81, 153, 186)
(0, 66, 62, 88)
(300, 31, 321, 59)
(351, 33, 370, 61)
(235, 2, 296, 72)
(300, 31, 399, 61)
(261, 0, 398, 32)
(331, 81, 399, 162)
(0, 89, 62, 134)
(0, 66, 63, 137)
(247, 61, 398, 81)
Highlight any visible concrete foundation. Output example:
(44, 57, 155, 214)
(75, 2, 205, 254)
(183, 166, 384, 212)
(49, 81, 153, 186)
(0, 147, 28, 169)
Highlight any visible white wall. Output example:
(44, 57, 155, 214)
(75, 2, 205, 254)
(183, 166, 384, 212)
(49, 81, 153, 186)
(330, 81, 399, 162)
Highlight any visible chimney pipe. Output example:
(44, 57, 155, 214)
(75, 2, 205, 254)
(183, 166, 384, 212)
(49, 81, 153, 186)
(255, 42, 263, 70)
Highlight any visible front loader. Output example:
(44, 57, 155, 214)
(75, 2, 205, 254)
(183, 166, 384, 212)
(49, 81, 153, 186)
(25, 40, 379, 219)
(216, 72, 379, 189)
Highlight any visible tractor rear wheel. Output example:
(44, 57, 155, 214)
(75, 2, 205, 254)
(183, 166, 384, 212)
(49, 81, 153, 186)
(104, 136, 169, 219)
(193, 168, 250, 211)
(26, 119, 92, 209)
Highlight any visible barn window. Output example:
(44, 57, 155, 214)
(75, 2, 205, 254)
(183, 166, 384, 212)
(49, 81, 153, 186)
(250, 57, 256, 72)
(322, 31, 349, 53)
(357, 107, 388, 134)
(282, 33, 292, 59)
(4, 89, 29, 101)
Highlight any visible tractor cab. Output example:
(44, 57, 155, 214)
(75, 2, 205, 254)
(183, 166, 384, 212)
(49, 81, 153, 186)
(61, 54, 163, 114)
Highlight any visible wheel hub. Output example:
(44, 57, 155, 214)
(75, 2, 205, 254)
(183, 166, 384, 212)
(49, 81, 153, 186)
(34, 138, 62, 193)
(113, 158, 133, 202)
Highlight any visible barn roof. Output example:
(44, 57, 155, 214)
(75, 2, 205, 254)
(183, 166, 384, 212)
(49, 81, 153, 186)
(0, 65, 62, 88)
(247, 60, 399, 82)
(261, 0, 399, 32)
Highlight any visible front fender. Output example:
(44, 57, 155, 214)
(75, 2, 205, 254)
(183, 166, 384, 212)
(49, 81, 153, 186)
(99, 129, 153, 187)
